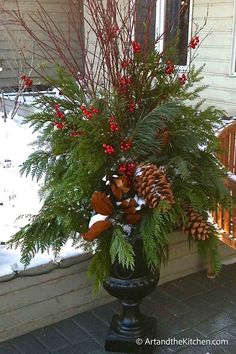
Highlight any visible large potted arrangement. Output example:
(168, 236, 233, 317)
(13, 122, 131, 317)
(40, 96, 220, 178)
(7, 0, 230, 352)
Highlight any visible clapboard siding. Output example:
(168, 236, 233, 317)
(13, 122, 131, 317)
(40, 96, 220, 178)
(195, 0, 233, 4)
(0, 231, 235, 342)
(0, 0, 84, 88)
(194, 3, 233, 18)
(192, 1, 236, 116)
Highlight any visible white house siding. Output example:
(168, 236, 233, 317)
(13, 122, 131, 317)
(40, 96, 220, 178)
(0, 0, 84, 88)
(192, 0, 236, 116)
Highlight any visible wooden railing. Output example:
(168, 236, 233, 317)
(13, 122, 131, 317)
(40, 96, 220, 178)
(213, 121, 236, 249)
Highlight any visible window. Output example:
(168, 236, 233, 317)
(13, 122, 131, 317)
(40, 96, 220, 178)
(135, 0, 193, 67)
(230, 0, 236, 75)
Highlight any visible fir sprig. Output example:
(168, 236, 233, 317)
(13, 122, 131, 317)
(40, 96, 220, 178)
(110, 227, 135, 270)
(140, 201, 177, 270)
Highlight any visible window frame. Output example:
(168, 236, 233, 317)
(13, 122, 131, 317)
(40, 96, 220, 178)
(155, 0, 193, 71)
(230, 0, 236, 76)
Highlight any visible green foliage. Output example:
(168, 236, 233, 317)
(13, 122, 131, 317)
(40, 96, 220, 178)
(10, 194, 89, 265)
(9, 41, 231, 290)
(87, 232, 112, 295)
(140, 202, 180, 270)
(110, 227, 135, 270)
(133, 102, 181, 161)
(197, 232, 222, 274)
(20, 151, 56, 182)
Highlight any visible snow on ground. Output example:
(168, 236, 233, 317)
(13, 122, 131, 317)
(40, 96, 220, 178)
(0, 113, 41, 244)
(0, 103, 83, 277)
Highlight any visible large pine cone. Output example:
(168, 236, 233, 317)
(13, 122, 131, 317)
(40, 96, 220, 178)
(134, 163, 174, 208)
(183, 206, 211, 240)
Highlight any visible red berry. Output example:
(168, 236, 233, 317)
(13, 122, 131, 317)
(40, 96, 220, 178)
(54, 121, 64, 129)
(20, 74, 33, 88)
(131, 41, 141, 54)
(118, 163, 127, 174)
(165, 60, 174, 75)
(109, 115, 119, 132)
(70, 130, 80, 137)
(189, 36, 199, 49)
(179, 74, 187, 86)
(128, 100, 136, 112)
(56, 111, 65, 119)
(120, 139, 133, 152)
(118, 161, 137, 177)
(81, 105, 98, 119)
(121, 59, 130, 68)
(103, 144, 115, 155)
(90, 106, 99, 114)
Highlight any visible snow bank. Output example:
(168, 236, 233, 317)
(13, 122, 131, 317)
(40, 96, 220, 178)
(0, 108, 84, 277)
(0, 113, 42, 244)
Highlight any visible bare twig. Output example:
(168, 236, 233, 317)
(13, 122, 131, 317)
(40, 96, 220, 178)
(1, 90, 7, 122)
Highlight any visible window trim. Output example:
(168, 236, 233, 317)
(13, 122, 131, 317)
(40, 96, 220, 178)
(155, 0, 193, 71)
(230, 0, 236, 76)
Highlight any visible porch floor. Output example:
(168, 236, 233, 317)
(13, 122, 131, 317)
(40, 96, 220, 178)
(2, 263, 236, 354)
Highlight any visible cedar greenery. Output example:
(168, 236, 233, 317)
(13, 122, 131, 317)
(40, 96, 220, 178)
(8, 0, 231, 290)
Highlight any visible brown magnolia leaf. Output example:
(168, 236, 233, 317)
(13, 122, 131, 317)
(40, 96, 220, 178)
(121, 199, 137, 209)
(91, 192, 113, 215)
(82, 220, 112, 241)
(111, 184, 123, 200)
(124, 206, 137, 215)
(126, 214, 142, 225)
(111, 176, 130, 199)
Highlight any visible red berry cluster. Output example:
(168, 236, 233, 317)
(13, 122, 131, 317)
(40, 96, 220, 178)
(81, 105, 99, 119)
(54, 121, 65, 129)
(119, 76, 132, 93)
(120, 139, 132, 152)
(118, 162, 137, 177)
(20, 75, 33, 88)
(131, 41, 141, 54)
(53, 104, 66, 129)
(70, 130, 81, 137)
(128, 100, 136, 112)
(121, 59, 130, 68)
(179, 74, 187, 86)
(189, 36, 199, 49)
(119, 76, 132, 86)
(102, 144, 115, 155)
(165, 60, 174, 75)
(55, 103, 65, 119)
(109, 115, 119, 132)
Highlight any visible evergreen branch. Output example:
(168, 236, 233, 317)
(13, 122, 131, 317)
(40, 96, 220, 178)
(140, 201, 177, 271)
(20, 151, 55, 182)
(110, 227, 135, 270)
(87, 233, 112, 296)
(197, 230, 221, 274)
(133, 102, 181, 160)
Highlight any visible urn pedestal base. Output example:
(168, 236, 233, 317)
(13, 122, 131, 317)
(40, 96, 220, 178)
(105, 315, 156, 353)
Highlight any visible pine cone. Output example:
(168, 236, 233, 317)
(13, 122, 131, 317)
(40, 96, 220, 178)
(133, 163, 174, 208)
(183, 206, 211, 240)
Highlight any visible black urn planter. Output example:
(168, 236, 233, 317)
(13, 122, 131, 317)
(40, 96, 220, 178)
(103, 240, 160, 353)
